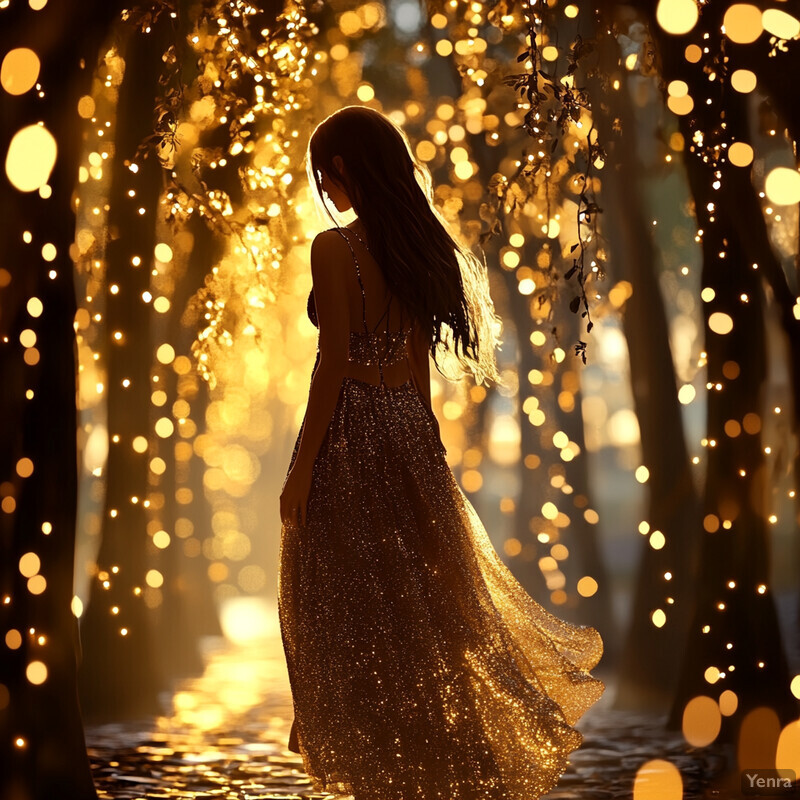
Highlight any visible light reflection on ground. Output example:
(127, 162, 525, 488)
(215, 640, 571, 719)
(85, 617, 735, 799)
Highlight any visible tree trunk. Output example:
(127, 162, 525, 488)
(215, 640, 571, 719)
(590, 13, 702, 711)
(149, 214, 223, 680)
(552, 289, 618, 642)
(635, 0, 797, 736)
(0, 1, 127, 795)
(77, 18, 169, 722)
(725, 41, 800, 647)
(666, 155, 795, 736)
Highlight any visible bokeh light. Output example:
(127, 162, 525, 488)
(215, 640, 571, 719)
(5, 124, 57, 192)
(633, 759, 682, 800)
(0, 48, 40, 95)
(762, 8, 800, 40)
(682, 695, 721, 746)
(723, 4, 763, 43)
(764, 167, 800, 206)
(738, 707, 781, 770)
(656, 0, 699, 35)
(729, 141, 754, 167)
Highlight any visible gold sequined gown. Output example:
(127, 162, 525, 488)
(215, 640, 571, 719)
(278, 228, 604, 800)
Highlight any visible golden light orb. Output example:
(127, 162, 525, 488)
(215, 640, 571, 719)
(719, 689, 738, 716)
(729, 141, 754, 167)
(656, 0, 699, 35)
(154, 417, 174, 438)
(651, 609, 667, 628)
(709, 311, 734, 335)
(633, 759, 682, 800)
(77, 95, 95, 118)
(678, 384, 696, 404)
(723, 4, 763, 43)
(19, 551, 40, 578)
(453, 160, 473, 180)
(667, 94, 694, 116)
(649, 530, 666, 550)
(738, 707, 781, 774)
(27, 297, 43, 317)
(704, 666, 723, 686)
(26, 660, 47, 685)
(764, 167, 800, 205)
(71, 595, 83, 618)
(450, 146, 468, 164)
(415, 140, 436, 162)
(682, 695, 721, 746)
(435, 40, 453, 57)
(145, 569, 164, 588)
(16, 457, 34, 478)
(667, 79, 689, 97)
(5, 124, 57, 192)
(153, 530, 171, 549)
(1, 48, 40, 95)
(541, 502, 558, 520)
(156, 343, 175, 364)
(356, 83, 375, 102)
(730, 69, 757, 93)
(542, 45, 559, 61)
(776, 720, 800, 776)
(684, 43, 702, 62)
(154, 242, 173, 263)
(762, 8, 800, 40)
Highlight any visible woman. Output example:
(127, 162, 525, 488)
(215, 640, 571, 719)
(278, 105, 604, 800)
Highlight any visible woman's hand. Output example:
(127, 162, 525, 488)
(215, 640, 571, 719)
(280, 462, 313, 528)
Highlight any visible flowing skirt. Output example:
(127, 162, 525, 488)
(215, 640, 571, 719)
(278, 376, 604, 800)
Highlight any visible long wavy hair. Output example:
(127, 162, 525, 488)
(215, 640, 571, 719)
(305, 105, 502, 386)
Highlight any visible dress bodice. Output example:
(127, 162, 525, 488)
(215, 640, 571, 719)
(306, 226, 414, 383)
(307, 287, 411, 369)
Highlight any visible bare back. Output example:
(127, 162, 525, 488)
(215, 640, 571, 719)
(334, 226, 418, 389)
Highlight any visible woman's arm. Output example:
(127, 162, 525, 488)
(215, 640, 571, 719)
(289, 230, 351, 476)
(408, 322, 432, 409)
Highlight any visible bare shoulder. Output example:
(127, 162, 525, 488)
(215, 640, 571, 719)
(310, 228, 352, 265)
(309, 229, 353, 306)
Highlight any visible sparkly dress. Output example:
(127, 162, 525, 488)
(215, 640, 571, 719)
(277, 227, 604, 800)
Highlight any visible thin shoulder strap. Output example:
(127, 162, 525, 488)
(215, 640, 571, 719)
(346, 227, 393, 334)
(333, 227, 369, 335)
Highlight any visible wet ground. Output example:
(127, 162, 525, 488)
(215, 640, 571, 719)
(84, 618, 751, 800)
